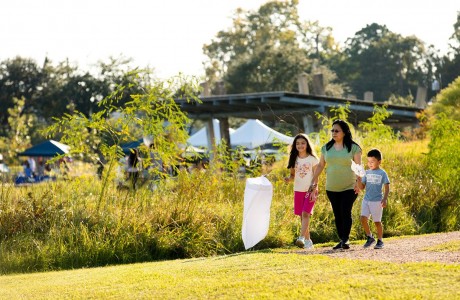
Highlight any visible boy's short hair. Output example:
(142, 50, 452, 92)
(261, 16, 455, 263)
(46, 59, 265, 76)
(367, 148, 382, 161)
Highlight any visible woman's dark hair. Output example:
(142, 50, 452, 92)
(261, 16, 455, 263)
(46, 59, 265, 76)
(287, 133, 317, 169)
(325, 119, 361, 152)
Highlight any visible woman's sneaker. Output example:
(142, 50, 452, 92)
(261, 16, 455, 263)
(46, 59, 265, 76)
(374, 239, 384, 249)
(363, 236, 376, 248)
(304, 239, 314, 249)
(295, 237, 305, 248)
(332, 241, 343, 250)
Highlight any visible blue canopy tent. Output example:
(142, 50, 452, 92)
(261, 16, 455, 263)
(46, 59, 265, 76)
(120, 139, 143, 155)
(15, 140, 69, 185)
(18, 140, 70, 157)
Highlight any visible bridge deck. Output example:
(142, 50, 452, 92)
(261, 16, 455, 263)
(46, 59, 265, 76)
(177, 91, 421, 128)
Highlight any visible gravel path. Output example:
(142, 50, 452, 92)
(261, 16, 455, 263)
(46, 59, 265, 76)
(295, 231, 460, 264)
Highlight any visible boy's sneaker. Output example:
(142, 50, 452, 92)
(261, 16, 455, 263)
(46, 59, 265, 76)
(363, 236, 376, 248)
(374, 239, 384, 249)
(341, 241, 350, 250)
(295, 237, 305, 248)
(304, 239, 314, 250)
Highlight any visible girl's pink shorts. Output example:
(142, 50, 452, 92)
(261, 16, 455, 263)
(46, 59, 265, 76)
(294, 191, 316, 216)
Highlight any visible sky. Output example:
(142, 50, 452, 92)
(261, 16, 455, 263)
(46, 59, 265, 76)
(1, 0, 458, 79)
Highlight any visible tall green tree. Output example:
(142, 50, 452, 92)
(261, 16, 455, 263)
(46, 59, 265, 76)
(437, 12, 460, 89)
(203, 0, 342, 95)
(329, 23, 439, 102)
(0, 57, 41, 132)
(0, 97, 37, 161)
(429, 76, 460, 122)
(0, 56, 154, 138)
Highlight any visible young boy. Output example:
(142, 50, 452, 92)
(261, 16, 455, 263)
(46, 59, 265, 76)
(357, 149, 390, 249)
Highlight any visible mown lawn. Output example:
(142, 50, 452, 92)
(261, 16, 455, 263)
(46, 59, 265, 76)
(1, 248, 459, 299)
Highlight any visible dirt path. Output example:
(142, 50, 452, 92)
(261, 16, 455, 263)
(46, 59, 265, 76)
(296, 231, 460, 264)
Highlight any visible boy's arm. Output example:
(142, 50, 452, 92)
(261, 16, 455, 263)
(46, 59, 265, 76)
(381, 183, 390, 208)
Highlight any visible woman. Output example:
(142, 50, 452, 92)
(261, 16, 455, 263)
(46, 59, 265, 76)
(310, 119, 362, 250)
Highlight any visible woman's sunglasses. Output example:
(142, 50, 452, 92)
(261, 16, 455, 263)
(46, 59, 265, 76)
(331, 129, 341, 133)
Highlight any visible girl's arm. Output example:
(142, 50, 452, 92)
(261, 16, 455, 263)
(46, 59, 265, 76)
(284, 167, 295, 182)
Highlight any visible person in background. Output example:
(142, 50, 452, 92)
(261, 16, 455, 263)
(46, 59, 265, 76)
(356, 148, 390, 249)
(37, 157, 46, 179)
(0, 154, 10, 182)
(127, 148, 141, 189)
(285, 133, 319, 250)
(27, 157, 37, 177)
(311, 119, 362, 250)
(23, 160, 33, 178)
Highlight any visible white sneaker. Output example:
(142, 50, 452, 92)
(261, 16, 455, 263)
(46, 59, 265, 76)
(304, 239, 314, 249)
(295, 237, 305, 248)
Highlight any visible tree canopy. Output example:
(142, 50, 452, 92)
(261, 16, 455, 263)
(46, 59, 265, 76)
(328, 23, 438, 101)
(203, 0, 342, 95)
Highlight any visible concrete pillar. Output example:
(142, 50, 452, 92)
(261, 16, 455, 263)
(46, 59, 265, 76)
(205, 119, 216, 152)
(200, 82, 211, 97)
(218, 118, 231, 149)
(364, 91, 373, 102)
(297, 73, 309, 94)
(415, 86, 427, 108)
(312, 73, 325, 96)
(302, 115, 314, 134)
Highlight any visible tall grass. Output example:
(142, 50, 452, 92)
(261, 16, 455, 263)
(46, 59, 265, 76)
(1, 108, 459, 275)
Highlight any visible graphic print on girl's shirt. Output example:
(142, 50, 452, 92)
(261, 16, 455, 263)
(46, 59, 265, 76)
(294, 156, 318, 192)
(296, 160, 312, 178)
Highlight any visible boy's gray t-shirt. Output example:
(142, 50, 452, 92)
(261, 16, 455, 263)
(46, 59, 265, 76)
(362, 168, 390, 202)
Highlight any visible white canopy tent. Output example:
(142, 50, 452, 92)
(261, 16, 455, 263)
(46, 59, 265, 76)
(187, 119, 235, 147)
(230, 119, 294, 149)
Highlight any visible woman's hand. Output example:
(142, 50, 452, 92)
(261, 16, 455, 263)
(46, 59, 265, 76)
(308, 183, 317, 193)
(353, 181, 361, 194)
(309, 187, 319, 202)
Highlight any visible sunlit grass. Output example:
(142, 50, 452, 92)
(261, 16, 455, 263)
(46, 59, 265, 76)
(424, 241, 460, 252)
(0, 251, 459, 299)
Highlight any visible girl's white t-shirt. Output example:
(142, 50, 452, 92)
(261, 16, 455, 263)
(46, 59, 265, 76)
(294, 155, 319, 192)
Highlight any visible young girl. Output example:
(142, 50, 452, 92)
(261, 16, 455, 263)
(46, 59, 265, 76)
(285, 133, 319, 249)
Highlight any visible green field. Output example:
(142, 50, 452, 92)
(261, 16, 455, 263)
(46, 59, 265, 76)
(1, 245, 459, 299)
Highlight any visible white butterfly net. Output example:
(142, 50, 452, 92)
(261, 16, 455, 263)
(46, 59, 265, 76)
(241, 176, 273, 250)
